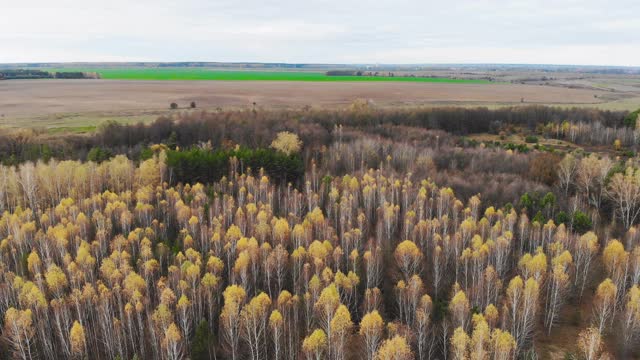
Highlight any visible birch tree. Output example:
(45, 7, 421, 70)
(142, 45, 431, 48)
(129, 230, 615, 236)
(3, 308, 35, 360)
(302, 329, 327, 360)
(240, 292, 272, 360)
(607, 167, 640, 229)
(592, 279, 617, 333)
(621, 285, 640, 348)
(360, 310, 384, 360)
(506, 276, 539, 353)
(544, 251, 572, 334)
(220, 285, 247, 360)
(375, 335, 413, 360)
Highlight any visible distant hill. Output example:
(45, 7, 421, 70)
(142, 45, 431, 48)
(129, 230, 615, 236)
(1, 62, 639, 75)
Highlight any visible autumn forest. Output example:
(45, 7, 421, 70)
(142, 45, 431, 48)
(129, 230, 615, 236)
(1, 105, 640, 360)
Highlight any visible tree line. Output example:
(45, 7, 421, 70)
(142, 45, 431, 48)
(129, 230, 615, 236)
(1, 105, 634, 165)
(0, 69, 91, 80)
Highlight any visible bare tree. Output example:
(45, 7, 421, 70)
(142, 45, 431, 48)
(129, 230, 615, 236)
(557, 154, 577, 196)
(17, 162, 38, 211)
(607, 167, 640, 230)
(576, 155, 613, 209)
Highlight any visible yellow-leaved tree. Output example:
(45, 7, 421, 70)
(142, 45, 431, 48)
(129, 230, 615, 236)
(415, 294, 433, 360)
(269, 310, 284, 360)
(544, 250, 572, 334)
(240, 292, 272, 360)
(220, 285, 247, 360)
(394, 240, 423, 279)
(622, 285, 640, 348)
(360, 310, 384, 360)
(490, 329, 516, 360)
(330, 305, 353, 360)
(602, 239, 629, 299)
(163, 323, 182, 360)
(271, 131, 302, 156)
(314, 283, 340, 350)
(593, 278, 617, 333)
(575, 231, 599, 298)
(375, 335, 413, 360)
(69, 321, 86, 359)
(470, 315, 490, 360)
(506, 276, 539, 353)
(302, 329, 327, 360)
(4, 308, 35, 360)
(578, 327, 608, 360)
(450, 327, 470, 360)
(449, 289, 470, 330)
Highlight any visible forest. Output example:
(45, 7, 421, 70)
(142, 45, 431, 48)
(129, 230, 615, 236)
(1, 105, 640, 359)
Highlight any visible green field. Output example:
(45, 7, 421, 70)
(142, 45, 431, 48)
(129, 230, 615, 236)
(45, 68, 490, 83)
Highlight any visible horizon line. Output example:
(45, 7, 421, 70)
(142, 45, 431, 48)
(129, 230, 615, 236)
(2, 61, 640, 69)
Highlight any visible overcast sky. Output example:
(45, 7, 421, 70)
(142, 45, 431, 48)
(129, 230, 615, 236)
(2, 0, 639, 66)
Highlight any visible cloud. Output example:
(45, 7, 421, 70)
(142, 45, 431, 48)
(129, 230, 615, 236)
(1, 0, 639, 65)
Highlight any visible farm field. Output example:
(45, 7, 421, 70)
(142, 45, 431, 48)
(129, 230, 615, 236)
(0, 79, 614, 130)
(43, 68, 491, 83)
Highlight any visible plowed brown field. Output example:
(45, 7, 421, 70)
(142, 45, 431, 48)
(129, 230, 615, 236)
(0, 79, 620, 128)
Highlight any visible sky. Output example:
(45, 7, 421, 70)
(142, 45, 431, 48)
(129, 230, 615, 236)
(1, 0, 639, 66)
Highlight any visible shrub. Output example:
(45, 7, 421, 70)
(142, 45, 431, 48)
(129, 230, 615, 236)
(520, 192, 535, 212)
(170, 102, 178, 110)
(555, 211, 570, 225)
(139, 147, 154, 161)
(167, 131, 178, 150)
(572, 211, 592, 234)
(525, 135, 539, 143)
(541, 192, 556, 209)
(623, 108, 639, 127)
(503, 143, 530, 153)
(532, 211, 546, 224)
(503, 202, 513, 213)
(87, 146, 113, 163)
(529, 153, 560, 185)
